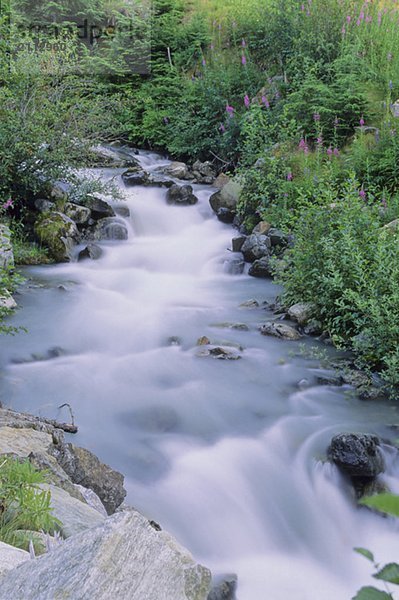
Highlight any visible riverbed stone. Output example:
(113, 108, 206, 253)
(209, 181, 241, 215)
(192, 161, 216, 184)
(78, 244, 103, 261)
(64, 202, 91, 225)
(0, 541, 30, 579)
(82, 194, 115, 219)
(267, 228, 288, 247)
(224, 254, 245, 275)
(0, 509, 212, 600)
(166, 184, 198, 206)
(231, 236, 246, 253)
(34, 212, 81, 262)
(216, 207, 235, 223)
(259, 322, 301, 340)
(252, 221, 271, 236)
(163, 161, 190, 180)
(248, 256, 273, 278)
(93, 217, 128, 241)
(0, 292, 17, 310)
(0, 225, 14, 272)
(328, 433, 384, 478)
(208, 574, 237, 600)
(196, 346, 242, 360)
(241, 234, 271, 263)
(51, 442, 126, 515)
(287, 303, 316, 326)
(122, 168, 150, 186)
(214, 174, 230, 189)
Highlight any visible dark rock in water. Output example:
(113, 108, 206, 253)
(224, 254, 245, 275)
(248, 256, 273, 278)
(239, 299, 259, 309)
(93, 217, 128, 241)
(209, 182, 241, 215)
(196, 346, 242, 360)
(167, 336, 182, 346)
(231, 236, 246, 253)
(166, 184, 198, 206)
(51, 443, 126, 515)
(122, 168, 149, 186)
(216, 207, 235, 223)
(260, 322, 301, 340)
(12, 346, 67, 365)
(78, 244, 103, 261)
(64, 202, 91, 226)
(208, 574, 237, 600)
(241, 234, 271, 263)
(82, 194, 115, 219)
(113, 205, 130, 218)
(328, 433, 384, 478)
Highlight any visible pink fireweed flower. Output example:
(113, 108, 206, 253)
(262, 95, 270, 108)
(244, 94, 250, 108)
(378, 11, 382, 25)
(202, 59, 206, 67)
(226, 104, 234, 116)
(316, 136, 323, 145)
(301, 4, 305, 11)
(359, 188, 366, 199)
(366, 15, 372, 23)
(219, 123, 225, 133)
(3, 198, 13, 210)
(241, 38, 246, 48)
(359, 115, 365, 126)
(333, 148, 340, 156)
(241, 54, 247, 66)
(341, 26, 346, 34)
(346, 15, 351, 23)
(287, 172, 293, 181)
(327, 147, 333, 156)
(313, 112, 320, 122)
(298, 138, 309, 153)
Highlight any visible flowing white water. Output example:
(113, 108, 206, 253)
(1, 151, 399, 599)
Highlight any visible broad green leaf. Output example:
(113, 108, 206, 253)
(354, 547, 375, 563)
(374, 563, 399, 585)
(360, 493, 399, 517)
(352, 586, 393, 600)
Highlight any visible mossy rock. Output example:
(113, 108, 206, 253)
(34, 212, 80, 262)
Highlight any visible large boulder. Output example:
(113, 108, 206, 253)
(192, 161, 216, 184)
(64, 202, 91, 226)
(209, 182, 241, 218)
(51, 442, 126, 515)
(89, 145, 139, 168)
(241, 234, 271, 263)
(259, 322, 301, 340)
(78, 244, 103, 261)
(93, 217, 128, 241)
(122, 168, 150, 186)
(0, 426, 52, 457)
(0, 509, 212, 600)
(0, 292, 17, 310)
(166, 184, 198, 206)
(163, 162, 191, 180)
(327, 433, 384, 478)
(248, 256, 273, 278)
(0, 541, 30, 579)
(41, 484, 105, 538)
(0, 224, 14, 271)
(287, 303, 316, 326)
(34, 212, 81, 262)
(81, 194, 115, 219)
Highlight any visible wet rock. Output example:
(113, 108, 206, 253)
(197, 336, 211, 345)
(114, 205, 130, 218)
(216, 207, 235, 223)
(78, 244, 103, 261)
(0, 509, 212, 600)
(82, 194, 115, 219)
(11, 346, 66, 364)
(163, 161, 190, 180)
(34, 212, 81, 262)
(241, 234, 271, 263)
(328, 433, 384, 478)
(64, 202, 91, 225)
(248, 256, 273, 278)
(212, 322, 249, 331)
(208, 574, 237, 600)
(122, 168, 150, 186)
(0, 541, 30, 578)
(167, 336, 182, 346)
(311, 369, 343, 386)
(74, 485, 108, 517)
(93, 217, 128, 241)
(239, 299, 260, 309)
(213, 174, 230, 189)
(51, 443, 126, 515)
(192, 161, 216, 184)
(209, 182, 241, 215)
(231, 236, 246, 253)
(260, 322, 301, 340)
(89, 145, 139, 168)
(28, 451, 85, 502)
(0, 426, 52, 457)
(303, 319, 323, 336)
(34, 198, 56, 213)
(252, 221, 271, 236)
(287, 303, 316, 326)
(224, 254, 245, 275)
(0, 224, 14, 271)
(166, 184, 198, 206)
(196, 346, 242, 360)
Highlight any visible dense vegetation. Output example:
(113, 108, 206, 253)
(1, 0, 399, 390)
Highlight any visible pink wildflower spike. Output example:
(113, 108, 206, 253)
(244, 94, 250, 108)
(3, 198, 13, 210)
(360, 115, 365, 126)
(241, 39, 246, 48)
(219, 123, 225, 133)
(241, 54, 247, 66)
(359, 188, 366, 199)
(346, 15, 351, 23)
(261, 95, 270, 108)
(333, 148, 340, 156)
(287, 172, 293, 181)
(226, 104, 234, 117)
(327, 147, 333, 156)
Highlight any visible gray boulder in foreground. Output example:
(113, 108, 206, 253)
(0, 509, 212, 600)
(0, 542, 30, 579)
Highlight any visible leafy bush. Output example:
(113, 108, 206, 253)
(0, 457, 61, 551)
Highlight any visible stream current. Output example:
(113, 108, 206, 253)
(1, 151, 399, 600)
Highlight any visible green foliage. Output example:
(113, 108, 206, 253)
(359, 493, 399, 518)
(0, 457, 61, 550)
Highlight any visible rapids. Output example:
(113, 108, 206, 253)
(1, 151, 399, 600)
